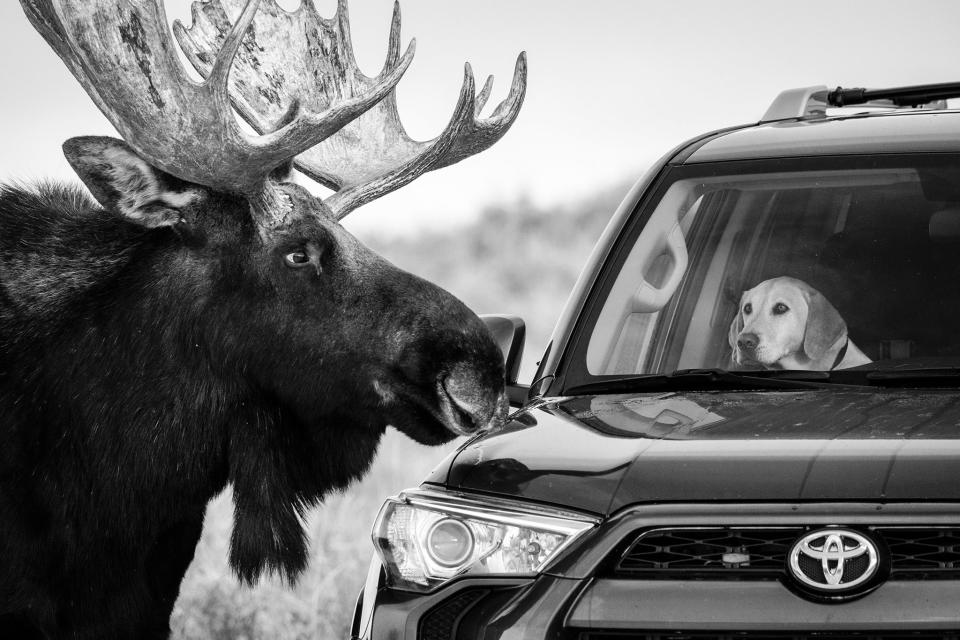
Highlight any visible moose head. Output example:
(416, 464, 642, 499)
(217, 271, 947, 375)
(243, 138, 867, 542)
(2, 1, 525, 634)
(20, 0, 526, 455)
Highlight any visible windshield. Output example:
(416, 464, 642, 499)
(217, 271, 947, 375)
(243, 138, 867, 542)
(579, 155, 960, 384)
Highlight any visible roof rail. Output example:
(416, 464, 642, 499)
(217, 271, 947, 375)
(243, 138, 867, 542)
(761, 86, 828, 123)
(828, 82, 960, 107)
(760, 82, 960, 123)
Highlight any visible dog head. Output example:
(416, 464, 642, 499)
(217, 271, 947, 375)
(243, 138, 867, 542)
(727, 276, 846, 369)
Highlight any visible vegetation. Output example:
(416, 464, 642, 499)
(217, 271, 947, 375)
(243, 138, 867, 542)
(170, 179, 629, 639)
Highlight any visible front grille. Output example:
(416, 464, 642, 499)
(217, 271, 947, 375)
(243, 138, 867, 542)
(617, 528, 801, 576)
(418, 588, 488, 640)
(882, 527, 960, 575)
(615, 526, 960, 578)
(578, 633, 960, 640)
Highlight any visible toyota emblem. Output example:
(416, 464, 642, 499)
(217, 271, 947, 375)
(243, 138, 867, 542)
(788, 528, 879, 593)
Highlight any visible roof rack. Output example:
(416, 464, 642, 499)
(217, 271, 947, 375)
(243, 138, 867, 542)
(760, 82, 960, 123)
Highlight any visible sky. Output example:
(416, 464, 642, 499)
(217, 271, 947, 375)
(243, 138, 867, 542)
(3, 0, 960, 237)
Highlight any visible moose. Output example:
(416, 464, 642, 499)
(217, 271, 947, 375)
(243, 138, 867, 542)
(1, 0, 525, 637)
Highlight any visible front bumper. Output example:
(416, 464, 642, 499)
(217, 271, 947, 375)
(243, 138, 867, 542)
(353, 501, 960, 639)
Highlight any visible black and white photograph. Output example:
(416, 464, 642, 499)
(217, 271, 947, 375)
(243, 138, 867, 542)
(2, 1, 960, 638)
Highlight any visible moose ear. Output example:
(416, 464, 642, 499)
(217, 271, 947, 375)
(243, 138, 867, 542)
(727, 302, 745, 365)
(63, 136, 201, 229)
(802, 289, 847, 360)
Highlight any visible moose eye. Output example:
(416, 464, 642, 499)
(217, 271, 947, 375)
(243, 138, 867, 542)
(743, 303, 752, 315)
(773, 302, 789, 315)
(284, 251, 311, 268)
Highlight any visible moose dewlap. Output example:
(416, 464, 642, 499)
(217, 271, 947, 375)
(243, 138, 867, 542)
(1, 0, 525, 638)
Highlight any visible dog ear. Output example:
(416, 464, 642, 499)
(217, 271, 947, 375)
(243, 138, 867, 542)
(802, 289, 847, 360)
(727, 304, 744, 365)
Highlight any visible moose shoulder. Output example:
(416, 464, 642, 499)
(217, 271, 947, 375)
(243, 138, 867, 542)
(2, 0, 525, 638)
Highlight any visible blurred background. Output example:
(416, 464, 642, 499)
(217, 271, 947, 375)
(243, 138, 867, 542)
(2, 0, 960, 637)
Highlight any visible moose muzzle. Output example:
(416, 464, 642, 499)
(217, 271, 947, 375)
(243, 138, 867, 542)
(438, 363, 509, 437)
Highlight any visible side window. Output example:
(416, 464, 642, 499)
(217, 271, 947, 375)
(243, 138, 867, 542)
(585, 182, 701, 375)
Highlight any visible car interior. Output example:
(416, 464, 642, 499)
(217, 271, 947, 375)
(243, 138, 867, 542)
(587, 163, 960, 375)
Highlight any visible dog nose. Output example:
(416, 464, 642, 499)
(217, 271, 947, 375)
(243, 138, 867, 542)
(737, 333, 758, 351)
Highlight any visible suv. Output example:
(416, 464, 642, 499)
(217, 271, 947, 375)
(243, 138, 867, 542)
(351, 84, 960, 639)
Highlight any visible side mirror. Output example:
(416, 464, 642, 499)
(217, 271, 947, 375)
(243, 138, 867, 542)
(480, 314, 530, 407)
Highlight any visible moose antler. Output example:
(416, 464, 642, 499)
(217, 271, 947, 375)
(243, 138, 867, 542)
(23, 0, 525, 222)
(20, 0, 414, 205)
(173, 0, 527, 219)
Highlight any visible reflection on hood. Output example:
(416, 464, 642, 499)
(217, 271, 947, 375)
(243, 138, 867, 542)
(583, 393, 726, 438)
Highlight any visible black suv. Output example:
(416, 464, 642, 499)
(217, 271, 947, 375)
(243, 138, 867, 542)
(352, 84, 960, 639)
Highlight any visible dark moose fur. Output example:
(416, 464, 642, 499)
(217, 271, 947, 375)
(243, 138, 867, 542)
(0, 139, 504, 639)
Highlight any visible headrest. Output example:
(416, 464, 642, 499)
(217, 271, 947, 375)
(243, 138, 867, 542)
(929, 207, 960, 242)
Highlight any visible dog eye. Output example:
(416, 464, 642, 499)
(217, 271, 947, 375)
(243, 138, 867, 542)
(773, 302, 789, 315)
(743, 303, 752, 315)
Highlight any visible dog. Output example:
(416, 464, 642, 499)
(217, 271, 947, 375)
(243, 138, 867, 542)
(728, 276, 871, 370)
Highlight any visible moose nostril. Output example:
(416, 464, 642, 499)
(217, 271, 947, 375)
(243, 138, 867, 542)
(442, 363, 505, 431)
(737, 333, 758, 350)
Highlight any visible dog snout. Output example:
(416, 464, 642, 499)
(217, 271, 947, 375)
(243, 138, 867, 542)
(737, 333, 759, 352)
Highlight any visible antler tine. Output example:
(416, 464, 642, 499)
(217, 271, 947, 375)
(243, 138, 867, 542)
(207, 0, 261, 99)
(175, 0, 528, 219)
(487, 53, 528, 123)
(324, 62, 480, 217)
(386, 1, 403, 66)
(334, 0, 360, 71)
(476, 75, 495, 117)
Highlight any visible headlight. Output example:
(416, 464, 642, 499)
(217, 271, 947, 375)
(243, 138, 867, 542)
(372, 488, 597, 592)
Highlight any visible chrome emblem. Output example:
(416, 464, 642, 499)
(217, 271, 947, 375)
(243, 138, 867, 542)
(788, 528, 879, 592)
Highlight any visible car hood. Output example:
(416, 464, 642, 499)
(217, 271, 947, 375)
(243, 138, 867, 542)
(432, 389, 960, 515)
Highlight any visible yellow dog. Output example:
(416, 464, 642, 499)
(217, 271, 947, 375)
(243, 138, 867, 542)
(728, 276, 871, 370)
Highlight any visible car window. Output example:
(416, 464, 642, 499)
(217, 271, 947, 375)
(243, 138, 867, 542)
(584, 155, 960, 376)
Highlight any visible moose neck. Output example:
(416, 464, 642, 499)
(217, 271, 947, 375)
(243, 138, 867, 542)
(0, 186, 232, 509)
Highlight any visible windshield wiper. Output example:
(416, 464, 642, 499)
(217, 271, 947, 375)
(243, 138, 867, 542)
(566, 368, 837, 395)
(864, 368, 960, 387)
(569, 367, 960, 394)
